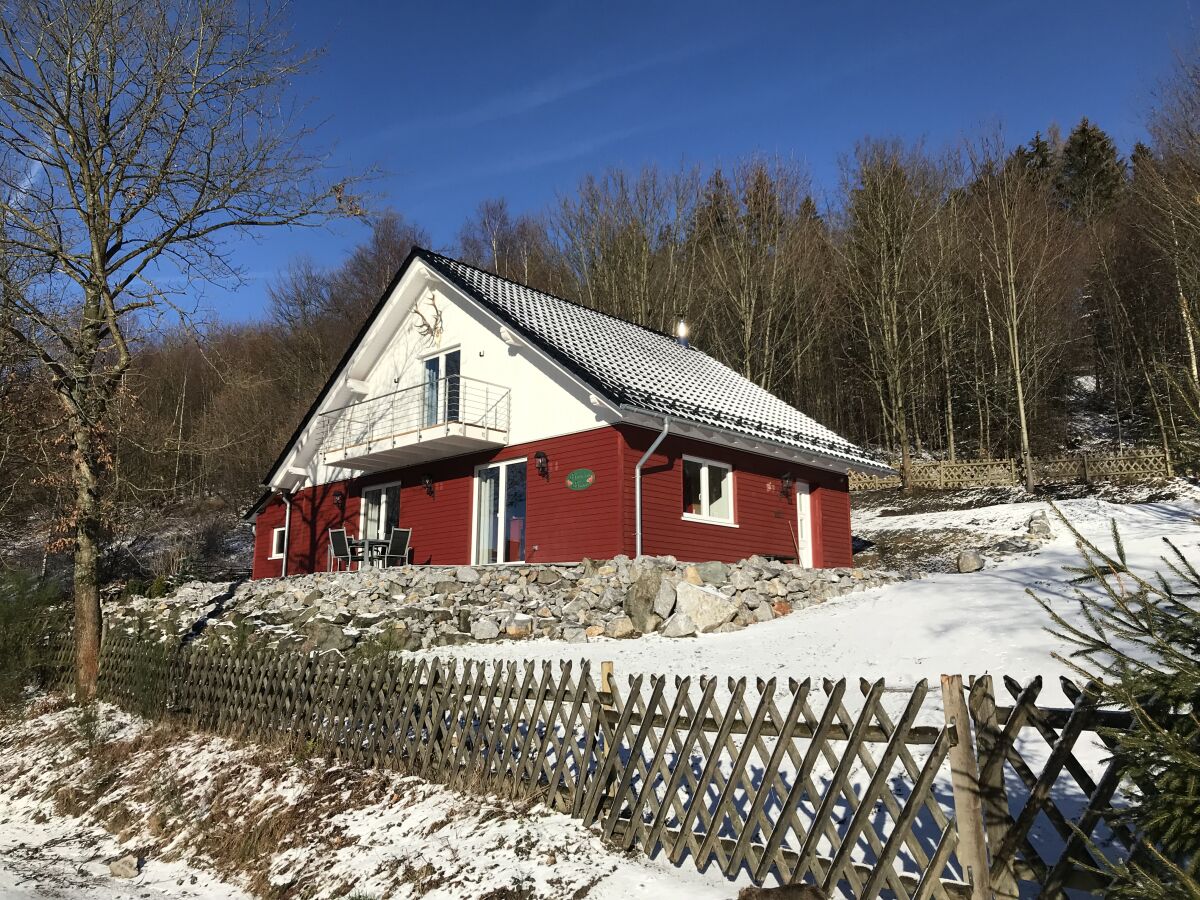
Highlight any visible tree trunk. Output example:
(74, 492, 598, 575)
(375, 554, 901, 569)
(72, 425, 103, 701)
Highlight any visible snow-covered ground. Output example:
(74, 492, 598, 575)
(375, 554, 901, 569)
(414, 494, 1200, 709)
(0, 703, 731, 900)
(4, 488, 1196, 898)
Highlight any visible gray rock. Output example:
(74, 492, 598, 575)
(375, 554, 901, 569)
(623, 567, 663, 632)
(660, 612, 697, 638)
(957, 550, 985, 573)
(674, 582, 737, 632)
(303, 620, 354, 652)
(109, 855, 139, 879)
(710, 622, 745, 634)
(653, 579, 677, 619)
(753, 604, 775, 623)
(455, 566, 480, 583)
(562, 626, 589, 643)
(693, 561, 730, 584)
(505, 613, 534, 638)
(605, 616, 635, 638)
(471, 618, 500, 641)
(1027, 510, 1053, 538)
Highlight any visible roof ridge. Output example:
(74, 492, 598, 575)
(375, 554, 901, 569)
(414, 246, 679, 342)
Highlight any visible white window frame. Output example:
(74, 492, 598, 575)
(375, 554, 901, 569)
(359, 480, 402, 541)
(470, 457, 527, 565)
(681, 455, 737, 527)
(269, 526, 287, 559)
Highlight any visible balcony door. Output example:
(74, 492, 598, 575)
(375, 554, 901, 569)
(473, 459, 526, 564)
(423, 349, 460, 427)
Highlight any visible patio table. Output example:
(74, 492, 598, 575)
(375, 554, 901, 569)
(349, 538, 390, 568)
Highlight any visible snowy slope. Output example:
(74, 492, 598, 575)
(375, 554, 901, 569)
(414, 496, 1200, 708)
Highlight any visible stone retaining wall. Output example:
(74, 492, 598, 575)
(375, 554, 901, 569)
(110, 555, 902, 654)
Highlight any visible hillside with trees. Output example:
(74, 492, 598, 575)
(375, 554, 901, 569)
(3, 41, 1200, 589)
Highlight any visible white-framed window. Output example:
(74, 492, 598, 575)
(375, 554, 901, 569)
(269, 526, 287, 559)
(682, 455, 735, 525)
(360, 481, 401, 541)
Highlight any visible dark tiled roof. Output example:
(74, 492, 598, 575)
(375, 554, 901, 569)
(417, 249, 880, 469)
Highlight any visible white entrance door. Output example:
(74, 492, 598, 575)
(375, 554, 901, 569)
(473, 459, 527, 564)
(796, 481, 814, 567)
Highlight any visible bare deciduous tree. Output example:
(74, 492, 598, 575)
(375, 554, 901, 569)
(0, 0, 360, 698)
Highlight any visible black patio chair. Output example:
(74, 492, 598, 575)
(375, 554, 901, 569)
(380, 527, 412, 567)
(328, 527, 364, 571)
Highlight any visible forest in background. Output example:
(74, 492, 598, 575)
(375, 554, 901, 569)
(4, 52, 1200, 571)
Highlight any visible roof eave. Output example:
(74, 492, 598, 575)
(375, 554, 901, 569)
(618, 406, 894, 477)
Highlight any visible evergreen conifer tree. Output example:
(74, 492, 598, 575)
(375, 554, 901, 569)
(1038, 509, 1200, 898)
(1056, 118, 1126, 219)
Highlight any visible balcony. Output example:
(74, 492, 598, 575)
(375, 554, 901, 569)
(318, 376, 510, 472)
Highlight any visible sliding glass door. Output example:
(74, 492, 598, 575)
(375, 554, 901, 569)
(473, 459, 526, 564)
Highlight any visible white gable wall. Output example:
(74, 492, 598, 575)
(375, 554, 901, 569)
(269, 261, 618, 490)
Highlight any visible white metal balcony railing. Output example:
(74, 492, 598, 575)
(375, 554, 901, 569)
(318, 376, 511, 464)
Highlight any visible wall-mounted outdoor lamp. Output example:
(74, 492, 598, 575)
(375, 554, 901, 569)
(332, 489, 346, 511)
(421, 474, 435, 496)
(780, 472, 794, 498)
(534, 450, 550, 479)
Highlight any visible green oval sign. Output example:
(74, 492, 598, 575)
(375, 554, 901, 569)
(566, 468, 595, 491)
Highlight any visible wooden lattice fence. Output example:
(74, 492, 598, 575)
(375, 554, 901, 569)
(850, 448, 1171, 492)
(45, 636, 1136, 898)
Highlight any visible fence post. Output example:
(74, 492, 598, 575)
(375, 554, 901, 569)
(1009, 458, 1018, 487)
(941, 674, 993, 900)
(968, 675, 1019, 899)
(1082, 453, 1090, 484)
(599, 661, 619, 808)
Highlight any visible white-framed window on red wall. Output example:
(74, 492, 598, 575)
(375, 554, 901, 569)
(269, 526, 287, 559)
(681, 455, 736, 526)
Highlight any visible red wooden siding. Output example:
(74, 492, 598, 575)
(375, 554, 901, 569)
(252, 426, 626, 577)
(814, 478, 853, 567)
(615, 425, 853, 566)
(251, 424, 856, 577)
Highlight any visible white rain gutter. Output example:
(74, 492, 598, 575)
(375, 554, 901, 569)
(634, 418, 670, 558)
(275, 489, 294, 577)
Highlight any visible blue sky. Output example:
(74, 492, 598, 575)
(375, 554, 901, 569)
(200, 0, 1198, 322)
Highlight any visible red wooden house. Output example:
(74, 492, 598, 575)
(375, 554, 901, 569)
(247, 249, 888, 578)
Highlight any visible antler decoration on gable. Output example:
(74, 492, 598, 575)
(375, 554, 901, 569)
(413, 291, 445, 344)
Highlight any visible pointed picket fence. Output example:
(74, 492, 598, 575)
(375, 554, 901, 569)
(46, 636, 1135, 898)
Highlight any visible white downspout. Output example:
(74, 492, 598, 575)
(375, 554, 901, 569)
(634, 418, 670, 558)
(276, 489, 293, 577)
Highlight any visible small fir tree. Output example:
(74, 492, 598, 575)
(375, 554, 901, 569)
(1036, 507, 1200, 898)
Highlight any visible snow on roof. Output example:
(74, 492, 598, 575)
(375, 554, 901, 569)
(418, 248, 882, 471)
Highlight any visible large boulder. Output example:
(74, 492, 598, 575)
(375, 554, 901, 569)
(674, 582, 737, 632)
(623, 568, 664, 632)
(957, 550, 985, 573)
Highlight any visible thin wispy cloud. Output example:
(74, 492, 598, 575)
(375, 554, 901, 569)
(370, 37, 733, 147)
